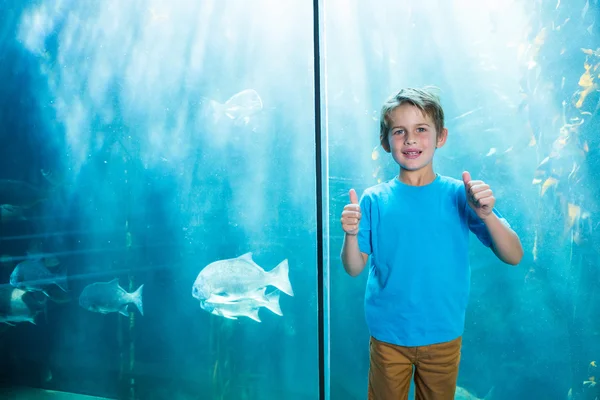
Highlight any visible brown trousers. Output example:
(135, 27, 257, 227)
(368, 336, 462, 400)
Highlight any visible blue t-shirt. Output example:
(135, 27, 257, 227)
(357, 174, 509, 347)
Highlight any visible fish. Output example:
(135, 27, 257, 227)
(79, 279, 144, 316)
(206, 89, 263, 127)
(201, 289, 283, 322)
(454, 386, 494, 400)
(0, 310, 38, 326)
(0, 204, 27, 221)
(204, 285, 273, 304)
(192, 252, 293, 302)
(0, 288, 45, 326)
(10, 259, 68, 296)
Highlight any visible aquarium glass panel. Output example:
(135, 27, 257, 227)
(324, 1, 600, 399)
(0, 1, 319, 399)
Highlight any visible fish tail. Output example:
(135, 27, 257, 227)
(130, 284, 144, 316)
(263, 290, 283, 316)
(247, 308, 261, 323)
(268, 259, 293, 297)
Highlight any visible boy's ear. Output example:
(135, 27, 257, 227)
(436, 128, 448, 148)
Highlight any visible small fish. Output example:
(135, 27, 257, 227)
(0, 312, 38, 326)
(207, 89, 263, 126)
(192, 252, 293, 302)
(10, 259, 68, 296)
(201, 289, 283, 322)
(0, 204, 27, 221)
(79, 279, 144, 316)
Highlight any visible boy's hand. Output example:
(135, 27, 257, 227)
(341, 189, 361, 235)
(462, 171, 495, 220)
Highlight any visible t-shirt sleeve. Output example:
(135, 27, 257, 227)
(458, 185, 511, 248)
(466, 205, 511, 248)
(357, 193, 372, 255)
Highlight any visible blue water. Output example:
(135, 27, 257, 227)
(0, 0, 598, 399)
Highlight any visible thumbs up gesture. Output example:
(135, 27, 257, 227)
(341, 189, 361, 235)
(462, 171, 495, 220)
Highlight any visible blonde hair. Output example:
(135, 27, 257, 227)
(379, 86, 445, 152)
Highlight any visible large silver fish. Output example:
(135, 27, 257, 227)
(79, 279, 143, 316)
(192, 252, 293, 302)
(201, 288, 283, 322)
(10, 259, 68, 296)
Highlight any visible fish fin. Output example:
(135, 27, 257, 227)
(119, 307, 129, 317)
(205, 293, 236, 304)
(245, 287, 268, 302)
(28, 309, 44, 325)
(246, 309, 261, 323)
(238, 252, 253, 261)
(254, 286, 267, 296)
(263, 290, 283, 316)
(108, 278, 120, 285)
(53, 269, 69, 292)
(484, 386, 495, 400)
(222, 314, 237, 320)
(43, 256, 60, 268)
(55, 279, 68, 292)
(24, 251, 43, 261)
(267, 259, 294, 297)
(130, 284, 144, 316)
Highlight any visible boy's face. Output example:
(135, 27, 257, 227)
(386, 103, 447, 172)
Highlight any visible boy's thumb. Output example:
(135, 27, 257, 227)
(349, 189, 358, 204)
(462, 171, 471, 186)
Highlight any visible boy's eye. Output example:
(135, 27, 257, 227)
(393, 129, 404, 135)
(417, 127, 426, 132)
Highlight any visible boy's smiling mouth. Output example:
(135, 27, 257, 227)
(402, 148, 422, 159)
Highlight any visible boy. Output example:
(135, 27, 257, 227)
(340, 87, 523, 400)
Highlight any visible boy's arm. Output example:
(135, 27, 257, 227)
(341, 233, 369, 277)
(483, 213, 523, 265)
